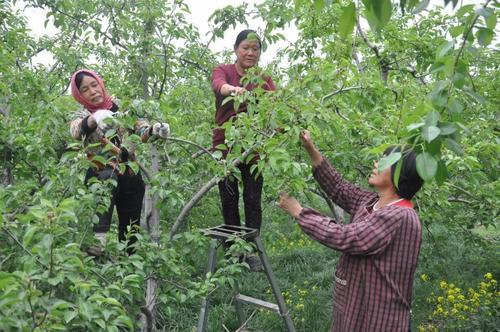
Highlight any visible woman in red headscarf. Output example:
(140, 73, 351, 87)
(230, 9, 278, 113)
(69, 69, 169, 255)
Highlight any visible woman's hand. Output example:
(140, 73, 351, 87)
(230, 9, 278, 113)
(92, 109, 115, 131)
(279, 192, 302, 219)
(231, 86, 247, 96)
(299, 130, 314, 151)
(87, 115, 97, 129)
(220, 84, 246, 96)
(299, 130, 323, 167)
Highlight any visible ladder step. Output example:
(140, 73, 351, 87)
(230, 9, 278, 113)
(235, 294, 280, 313)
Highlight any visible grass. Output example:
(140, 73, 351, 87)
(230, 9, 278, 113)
(471, 223, 500, 241)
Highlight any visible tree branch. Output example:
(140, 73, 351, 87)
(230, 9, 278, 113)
(321, 84, 362, 104)
(166, 137, 218, 162)
(356, 18, 389, 83)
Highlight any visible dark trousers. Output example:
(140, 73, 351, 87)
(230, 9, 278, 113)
(85, 166, 145, 251)
(218, 163, 263, 231)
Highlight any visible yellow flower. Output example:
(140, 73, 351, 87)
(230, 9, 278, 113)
(447, 295, 455, 303)
(440, 281, 447, 289)
(420, 274, 429, 282)
(484, 272, 493, 280)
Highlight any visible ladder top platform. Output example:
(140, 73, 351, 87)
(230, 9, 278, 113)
(201, 224, 258, 240)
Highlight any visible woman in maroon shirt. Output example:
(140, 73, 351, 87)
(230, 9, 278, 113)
(280, 131, 424, 331)
(211, 30, 276, 271)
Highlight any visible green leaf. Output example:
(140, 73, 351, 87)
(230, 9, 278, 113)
(435, 160, 448, 185)
(378, 152, 402, 172)
(64, 310, 77, 324)
(476, 28, 493, 47)
(23, 226, 40, 247)
(457, 4, 474, 18)
(407, 122, 425, 131)
(429, 61, 445, 74)
(428, 82, 448, 107)
(114, 315, 133, 330)
(452, 72, 465, 88)
(444, 138, 464, 155)
(412, 0, 429, 14)
(448, 98, 464, 114)
(475, 7, 493, 18)
(438, 122, 457, 135)
(129, 161, 139, 174)
(221, 96, 233, 106)
(486, 13, 497, 30)
(372, 0, 392, 27)
(338, 3, 356, 38)
(422, 126, 440, 142)
(425, 111, 440, 126)
(314, 0, 325, 12)
(91, 155, 107, 166)
(416, 152, 437, 181)
(436, 41, 454, 58)
(102, 297, 121, 307)
(364, 6, 380, 32)
(393, 158, 403, 189)
(96, 319, 106, 329)
(449, 25, 464, 38)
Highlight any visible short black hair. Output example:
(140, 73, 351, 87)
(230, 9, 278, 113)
(384, 146, 424, 200)
(234, 29, 261, 49)
(75, 72, 93, 90)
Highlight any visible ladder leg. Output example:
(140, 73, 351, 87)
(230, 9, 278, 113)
(232, 280, 246, 327)
(254, 236, 296, 332)
(198, 239, 219, 332)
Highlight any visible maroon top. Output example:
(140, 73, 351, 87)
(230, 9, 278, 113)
(297, 158, 421, 332)
(211, 64, 276, 147)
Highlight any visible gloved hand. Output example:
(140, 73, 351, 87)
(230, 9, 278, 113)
(92, 109, 115, 132)
(151, 122, 170, 139)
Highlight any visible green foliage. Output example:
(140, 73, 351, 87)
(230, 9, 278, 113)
(1, 0, 499, 330)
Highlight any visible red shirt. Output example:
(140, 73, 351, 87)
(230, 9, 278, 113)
(297, 158, 421, 332)
(211, 64, 276, 147)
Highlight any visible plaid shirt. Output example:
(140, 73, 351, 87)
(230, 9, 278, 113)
(297, 158, 421, 332)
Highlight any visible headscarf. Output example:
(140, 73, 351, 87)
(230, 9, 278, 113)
(70, 69, 113, 113)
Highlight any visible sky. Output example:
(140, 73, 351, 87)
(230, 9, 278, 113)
(14, 0, 485, 66)
(15, 0, 292, 66)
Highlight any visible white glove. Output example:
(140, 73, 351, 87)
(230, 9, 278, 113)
(151, 122, 170, 139)
(92, 109, 115, 131)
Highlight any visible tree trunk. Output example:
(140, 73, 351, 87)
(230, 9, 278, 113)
(1, 108, 13, 187)
(139, 16, 160, 332)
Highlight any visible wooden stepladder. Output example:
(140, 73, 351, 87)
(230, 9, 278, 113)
(197, 224, 296, 332)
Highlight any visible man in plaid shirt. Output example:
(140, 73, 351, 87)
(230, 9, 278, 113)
(280, 130, 424, 331)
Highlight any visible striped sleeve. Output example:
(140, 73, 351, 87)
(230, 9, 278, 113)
(296, 207, 407, 255)
(312, 158, 376, 215)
